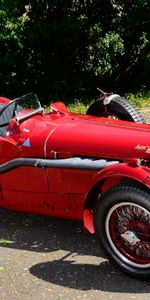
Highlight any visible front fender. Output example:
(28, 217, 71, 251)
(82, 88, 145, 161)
(83, 163, 150, 234)
(87, 162, 150, 191)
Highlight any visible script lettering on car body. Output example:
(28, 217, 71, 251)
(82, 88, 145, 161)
(135, 144, 150, 154)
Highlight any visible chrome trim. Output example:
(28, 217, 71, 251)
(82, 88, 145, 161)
(15, 107, 43, 123)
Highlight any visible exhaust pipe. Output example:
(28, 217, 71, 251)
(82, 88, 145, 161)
(0, 157, 119, 174)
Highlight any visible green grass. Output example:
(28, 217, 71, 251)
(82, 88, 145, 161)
(0, 238, 14, 246)
(67, 99, 93, 114)
(125, 90, 150, 108)
(0, 265, 11, 272)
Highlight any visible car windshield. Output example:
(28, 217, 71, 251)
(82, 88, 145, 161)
(12, 93, 43, 120)
(0, 93, 43, 125)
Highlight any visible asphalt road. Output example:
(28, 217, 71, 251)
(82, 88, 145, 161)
(0, 110, 150, 300)
(0, 210, 150, 300)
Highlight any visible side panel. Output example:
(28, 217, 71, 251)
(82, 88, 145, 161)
(0, 167, 48, 192)
(1, 191, 84, 220)
(0, 137, 19, 164)
(0, 167, 96, 220)
(0, 167, 49, 213)
(47, 168, 96, 194)
(45, 168, 96, 220)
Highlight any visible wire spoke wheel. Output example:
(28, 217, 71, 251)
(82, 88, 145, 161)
(106, 202, 150, 268)
(94, 182, 150, 279)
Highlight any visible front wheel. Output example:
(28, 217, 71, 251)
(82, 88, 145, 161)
(94, 182, 150, 279)
(86, 96, 145, 123)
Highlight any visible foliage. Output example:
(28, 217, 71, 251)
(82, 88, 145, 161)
(125, 90, 150, 108)
(0, 3, 28, 96)
(68, 99, 92, 114)
(0, 1, 150, 103)
(83, 28, 125, 77)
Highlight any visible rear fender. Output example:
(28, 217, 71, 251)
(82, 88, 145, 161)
(83, 163, 150, 234)
(0, 97, 11, 104)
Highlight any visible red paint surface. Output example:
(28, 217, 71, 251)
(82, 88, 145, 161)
(0, 100, 150, 228)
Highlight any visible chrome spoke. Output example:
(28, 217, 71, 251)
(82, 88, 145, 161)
(106, 202, 150, 268)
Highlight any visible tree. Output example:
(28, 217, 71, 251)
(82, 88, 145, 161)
(0, 0, 150, 101)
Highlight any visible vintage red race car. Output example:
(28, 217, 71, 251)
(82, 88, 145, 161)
(0, 92, 150, 280)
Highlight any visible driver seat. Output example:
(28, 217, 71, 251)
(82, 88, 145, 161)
(0, 104, 15, 137)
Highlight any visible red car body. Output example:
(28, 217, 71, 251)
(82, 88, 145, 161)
(0, 93, 150, 279)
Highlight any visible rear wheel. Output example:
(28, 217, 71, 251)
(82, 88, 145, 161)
(94, 182, 150, 279)
(86, 96, 145, 123)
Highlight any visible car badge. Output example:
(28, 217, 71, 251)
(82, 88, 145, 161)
(23, 138, 31, 147)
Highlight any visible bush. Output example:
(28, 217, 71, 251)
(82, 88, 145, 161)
(0, 1, 150, 104)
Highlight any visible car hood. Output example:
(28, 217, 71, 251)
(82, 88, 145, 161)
(44, 113, 150, 161)
(12, 112, 150, 161)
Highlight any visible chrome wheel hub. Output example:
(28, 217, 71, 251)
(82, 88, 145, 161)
(121, 230, 140, 245)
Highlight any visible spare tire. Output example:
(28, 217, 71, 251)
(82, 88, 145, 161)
(86, 96, 145, 123)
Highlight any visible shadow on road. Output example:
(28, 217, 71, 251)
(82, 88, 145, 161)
(30, 257, 150, 293)
(0, 209, 150, 293)
(0, 209, 102, 256)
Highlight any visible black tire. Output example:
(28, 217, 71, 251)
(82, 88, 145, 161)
(94, 182, 150, 280)
(86, 96, 145, 123)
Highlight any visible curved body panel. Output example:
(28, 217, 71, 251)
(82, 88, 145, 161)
(7, 111, 150, 161)
(45, 114, 150, 160)
(0, 99, 150, 221)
